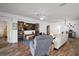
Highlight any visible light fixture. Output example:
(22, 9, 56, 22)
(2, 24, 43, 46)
(40, 16, 45, 21)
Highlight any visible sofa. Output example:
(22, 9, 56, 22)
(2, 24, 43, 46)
(53, 32, 68, 49)
(30, 35, 53, 56)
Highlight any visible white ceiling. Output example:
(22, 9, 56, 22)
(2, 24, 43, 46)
(0, 3, 79, 22)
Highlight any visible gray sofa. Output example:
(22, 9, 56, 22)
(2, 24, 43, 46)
(30, 35, 53, 56)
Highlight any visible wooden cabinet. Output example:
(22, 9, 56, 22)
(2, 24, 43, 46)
(18, 21, 24, 41)
(35, 24, 39, 36)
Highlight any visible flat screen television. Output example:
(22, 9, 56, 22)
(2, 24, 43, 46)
(24, 23, 35, 30)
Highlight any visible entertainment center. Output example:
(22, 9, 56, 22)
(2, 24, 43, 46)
(18, 21, 39, 41)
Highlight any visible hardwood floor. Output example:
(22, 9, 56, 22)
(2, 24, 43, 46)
(0, 38, 32, 56)
(0, 38, 79, 56)
(49, 38, 79, 56)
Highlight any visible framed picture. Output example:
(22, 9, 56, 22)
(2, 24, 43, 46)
(12, 23, 17, 30)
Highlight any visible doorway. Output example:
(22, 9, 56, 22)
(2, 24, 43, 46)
(47, 25, 50, 35)
(0, 21, 7, 48)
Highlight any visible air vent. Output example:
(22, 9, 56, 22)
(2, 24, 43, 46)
(59, 3, 67, 7)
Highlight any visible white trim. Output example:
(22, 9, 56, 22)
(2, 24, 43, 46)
(7, 40, 18, 43)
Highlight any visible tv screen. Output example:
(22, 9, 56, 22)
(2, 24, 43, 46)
(24, 23, 35, 30)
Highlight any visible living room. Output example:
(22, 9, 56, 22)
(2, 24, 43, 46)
(0, 3, 79, 56)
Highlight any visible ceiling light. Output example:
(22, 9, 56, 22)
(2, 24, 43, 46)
(40, 16, 45, 20)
